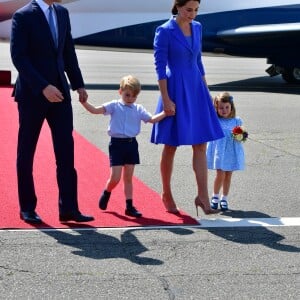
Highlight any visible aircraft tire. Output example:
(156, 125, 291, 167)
(281, 68, 300, 84)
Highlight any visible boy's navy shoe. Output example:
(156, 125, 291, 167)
(125, 206, 142, 218)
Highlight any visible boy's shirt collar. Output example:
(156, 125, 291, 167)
(119, 99, 134, 108)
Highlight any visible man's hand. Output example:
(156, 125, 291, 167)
(77, 88, 88, 103)
(43, 85, 64, 102)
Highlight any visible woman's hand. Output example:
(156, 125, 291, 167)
(163, 97, 176, 116)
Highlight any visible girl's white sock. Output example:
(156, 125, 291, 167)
(211, 194, 219, 204)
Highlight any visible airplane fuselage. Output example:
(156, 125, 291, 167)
(1, 0, 300, 83)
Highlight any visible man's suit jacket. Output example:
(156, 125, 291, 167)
(10, 0, 84, 103)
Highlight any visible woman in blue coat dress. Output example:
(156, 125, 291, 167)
(151, 0, 224, 215)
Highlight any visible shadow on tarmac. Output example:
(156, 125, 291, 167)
(36, 223, 194, 266)
(206, 210, 300, 253)
(84, 77, 300, 95)
(29, 211, 299, 265)
(209, 76, 300, 94)
(101, 211, 198, 227)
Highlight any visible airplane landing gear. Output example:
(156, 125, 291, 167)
(266, 65, 300, 84)
(281, 68, 300, 84)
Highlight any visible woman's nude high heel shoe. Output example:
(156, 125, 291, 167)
(194, 197, 220, 216)
(162, 195, 180, 214)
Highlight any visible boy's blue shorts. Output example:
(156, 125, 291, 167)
(109, 137, 140, 167)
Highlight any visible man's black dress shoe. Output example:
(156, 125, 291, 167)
(20, 211, 42, 224)
(59, 212, 94, 223)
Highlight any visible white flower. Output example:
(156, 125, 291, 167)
(235, 134, 244, 142)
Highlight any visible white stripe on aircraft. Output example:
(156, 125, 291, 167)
(199, 0, 300, 14)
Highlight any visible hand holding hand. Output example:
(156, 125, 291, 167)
(77, 88, 88, 103)
(163, 97, 176, 116)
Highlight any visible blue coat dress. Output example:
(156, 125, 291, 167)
(151, 18, 224, 146)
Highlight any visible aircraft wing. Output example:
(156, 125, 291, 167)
(217, 22, 300, 46)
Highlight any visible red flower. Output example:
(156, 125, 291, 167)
(232, 126, 243, 134)
(232, 125, 248, 142)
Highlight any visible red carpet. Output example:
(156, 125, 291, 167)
(0, 87, 198, 229)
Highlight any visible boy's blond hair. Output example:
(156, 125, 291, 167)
(120, 75, 141, 96)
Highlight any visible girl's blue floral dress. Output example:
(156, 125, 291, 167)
(206, 117, 245, 171)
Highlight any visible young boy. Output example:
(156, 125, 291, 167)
(81, 75, 167, 217)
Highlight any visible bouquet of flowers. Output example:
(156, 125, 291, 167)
(232, 125, 248, 142)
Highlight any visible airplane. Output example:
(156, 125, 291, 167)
(0, 0, 300, 84)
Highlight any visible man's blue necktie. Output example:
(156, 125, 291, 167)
(48, 6, 57, 47)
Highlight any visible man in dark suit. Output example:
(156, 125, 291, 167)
(10, 0, 94, 223)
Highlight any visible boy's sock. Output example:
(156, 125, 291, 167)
(126, 199, 133, 208)
(99, 190, 111, 210)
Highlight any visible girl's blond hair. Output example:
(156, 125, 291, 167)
(214, 92, 236, 118)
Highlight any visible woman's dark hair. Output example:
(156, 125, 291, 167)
(172, 0, 200, 15)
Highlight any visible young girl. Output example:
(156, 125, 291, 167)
(206, 92, 246, 211)
(81, 75, 167, 217)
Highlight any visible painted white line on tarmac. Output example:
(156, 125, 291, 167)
(1, 217, 300, 232)
(197, 217, 300, 228)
